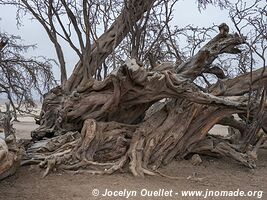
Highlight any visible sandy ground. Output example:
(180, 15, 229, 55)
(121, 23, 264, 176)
(0, 116, 266, 200)
(13, 116, 39, 140)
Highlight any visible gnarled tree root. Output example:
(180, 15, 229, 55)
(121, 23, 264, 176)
(23, 109, 264, 178)
(188, 135, 257, 169)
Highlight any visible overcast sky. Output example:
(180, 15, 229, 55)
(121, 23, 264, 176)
(0, 0, 234, 81)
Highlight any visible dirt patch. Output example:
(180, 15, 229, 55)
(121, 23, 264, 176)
(1, 151, 266, 200)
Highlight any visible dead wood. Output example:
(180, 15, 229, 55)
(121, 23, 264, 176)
(24, 24, 267, 177)
(0, 103, 22, 180)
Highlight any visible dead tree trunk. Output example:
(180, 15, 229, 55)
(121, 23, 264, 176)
(26, 24, 267, 177)
(64, 0, 157, 92)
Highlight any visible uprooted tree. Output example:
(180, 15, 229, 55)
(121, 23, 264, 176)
(1, 0, 266, 178)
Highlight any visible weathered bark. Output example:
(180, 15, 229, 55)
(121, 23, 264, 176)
(28, 64, 266, 176)
(26, 24, 267, 177)
(65, 0, 157, 92)
(32, 26, 248, 140)
(26, 97, 264, 177)
(0, 103, 22, 180)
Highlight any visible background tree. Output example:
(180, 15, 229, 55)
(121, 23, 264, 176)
(0, 0, 266, 178)
(0, 31, 55, 120)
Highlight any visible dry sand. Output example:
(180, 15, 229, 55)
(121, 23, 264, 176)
(13, 116, 39, 140)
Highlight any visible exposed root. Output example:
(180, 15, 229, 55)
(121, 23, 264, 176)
(41, 158, 56, 178)
(189, 135, 257, 169)
(64, 155, 128, 176)
(24, 101, 265, 178)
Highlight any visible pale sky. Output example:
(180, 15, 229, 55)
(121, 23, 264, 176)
(0, 0, 234, 81)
